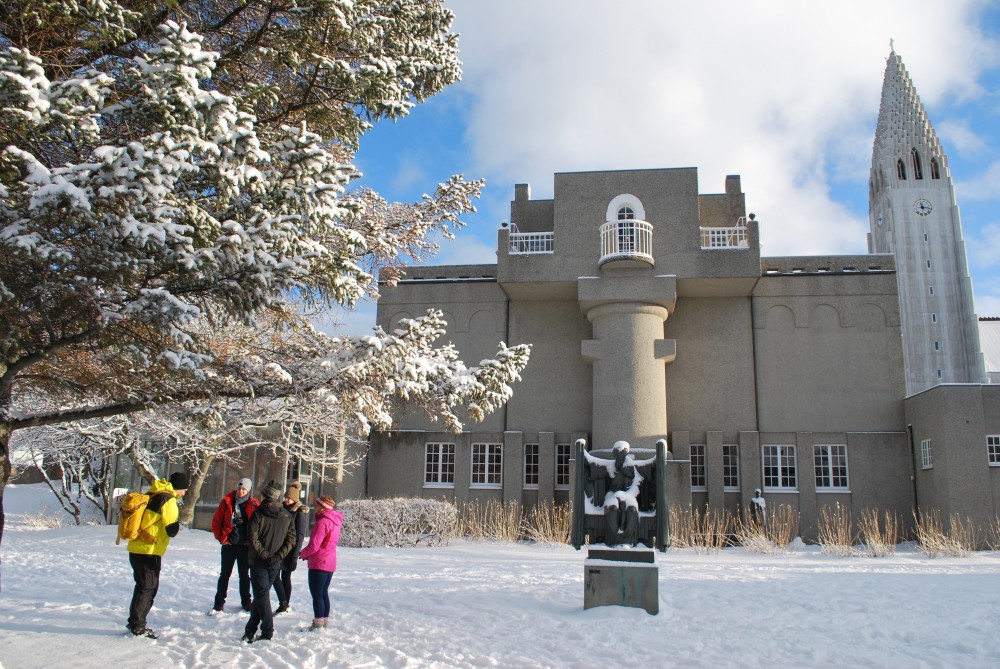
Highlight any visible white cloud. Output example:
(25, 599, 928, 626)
(938, 119, 989, 156)
(444, 0, 998, 259)
(957, 160, 1000, 201)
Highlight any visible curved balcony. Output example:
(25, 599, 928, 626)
(599, 220, 653, 267)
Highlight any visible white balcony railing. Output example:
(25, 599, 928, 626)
(599, 219, 653, 266)
(509, 231, 554, 255)
(700, 217, 750, 249)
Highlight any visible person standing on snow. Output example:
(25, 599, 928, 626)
(272, 481, 309, 614)
(298, 495, 344, 631)
(241, 480, 296, 644)
(126, 471, 188, 639)
(209, 477, 259, 614)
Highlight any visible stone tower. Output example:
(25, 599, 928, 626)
(868, 48, 985, 395)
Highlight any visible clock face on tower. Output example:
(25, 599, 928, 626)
(914, 198, 933, 216)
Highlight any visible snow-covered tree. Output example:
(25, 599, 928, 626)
(0, 2, 531, 584)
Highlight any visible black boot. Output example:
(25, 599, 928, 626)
(275, 601, 289, 614)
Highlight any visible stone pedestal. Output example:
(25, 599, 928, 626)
(583, 548, 659, 615)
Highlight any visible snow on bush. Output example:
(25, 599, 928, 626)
(338, 498, 458, 548)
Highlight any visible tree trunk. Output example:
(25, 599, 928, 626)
(0, 421, 11, 592)
(180, 454, 215, 526)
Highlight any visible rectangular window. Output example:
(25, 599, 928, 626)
(690, 444, 707, 490)
(723, 444, 740, 490)
(814, 444, 849, 490)
(927, 259, 932, 269)
(924, 233, 929, 242)
(524, 444, 539, 488)
(424, 443, 455, 487)
(931, 313, 937, 323)
(762, 445, 797, 490)
(929, 286, 934, 295)
(921, 439, 933, 469)
(934, 341, 940, 351)
(471, 443, 503, 487)
(988, 436, 1000, 466)
(556, 443, 572, 489)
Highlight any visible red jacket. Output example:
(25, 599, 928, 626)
(211, 491, 260, 545)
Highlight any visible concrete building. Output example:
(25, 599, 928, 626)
(359, 49, 1000, 544)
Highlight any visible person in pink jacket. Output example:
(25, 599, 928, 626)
(298, 495, 343, 630)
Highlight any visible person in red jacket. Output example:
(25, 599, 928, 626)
(208, 477, 260, 614)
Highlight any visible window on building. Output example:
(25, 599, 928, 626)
(471, 443, 503, 487)
(897, 159, 906, 180)
(921, 439, 933, 469)
(285, 456, 300, 482)
(762, 445, 797, 490)
(988, 436, 1000, 466)
(814, 444, 849, 490)
(556, 443, 572, 489)
(912, 148, 923, 180)
(723, 444, 740, 490)
(937, 369, 943, 379)
(425, 443, 456, 487)
(934, 341, 940, 351)
(930, 158, 940, 179)
(690, 444, 707, 490)
(924, 233, 929, 242)
(927, 259, 932, 269)
(524, 444, 539, 488)
(931, 313, 937, 323)
(617, 207, 636, 253)
(929, 286, 934, 295)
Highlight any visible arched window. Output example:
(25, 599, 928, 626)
(897, 159, 906, 180)
(930, 158, 940, 179)
(617, 207, 636, 251)
(912, 148, 923, 180)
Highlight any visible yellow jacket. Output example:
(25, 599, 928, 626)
(127, 479, 181, 557)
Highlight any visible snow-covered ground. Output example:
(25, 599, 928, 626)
(2, 483, 1000, 669)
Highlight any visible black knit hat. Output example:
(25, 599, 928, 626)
(169, 471, 190, 491)
(261, 480, 282, 501)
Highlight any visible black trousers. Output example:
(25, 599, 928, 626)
(245, 563, 281, 639)
(272, 567, 294, 604)
(214, 544, 251, 609)
(127, 552, 161, 631)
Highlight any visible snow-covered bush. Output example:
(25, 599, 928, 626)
(339, 498, 458, 548)
(20, 508, 63, 529)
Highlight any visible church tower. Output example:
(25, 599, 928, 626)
(868, 47, 986, 395)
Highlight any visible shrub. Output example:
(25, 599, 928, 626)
(817, 503, 858, 557)
(734, 503, 800, 554)
(20, 509, 64, 529)
(669, 506, 733, 553)
(914, 509, 976, 558)
(338, 498, 457, 548)
(521, 502, 572, 546)
(455, 499, 521, 542)
(858, 508, 899, 557)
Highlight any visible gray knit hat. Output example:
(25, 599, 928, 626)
(261, 480, 282, 502)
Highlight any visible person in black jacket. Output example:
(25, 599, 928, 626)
(241, 480, 296, 644)
(273, 481, 309, 614)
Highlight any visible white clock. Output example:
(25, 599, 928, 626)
(914, 198, 933, 216)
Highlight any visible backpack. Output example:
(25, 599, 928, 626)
(116, 492, 157, 545)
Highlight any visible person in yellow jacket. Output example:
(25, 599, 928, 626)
(126, 472, 188, 638)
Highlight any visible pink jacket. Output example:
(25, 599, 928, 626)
(299, 508, 343, 573)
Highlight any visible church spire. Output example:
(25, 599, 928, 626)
(867, 48, 985, 395)
(872, 50, 945, 177)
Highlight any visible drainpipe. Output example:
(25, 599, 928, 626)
(906, 423, 919, 520)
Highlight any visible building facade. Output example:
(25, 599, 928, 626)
(361, 50, 1000, 543)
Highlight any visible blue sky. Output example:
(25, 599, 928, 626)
(328, 0, 1000, 335)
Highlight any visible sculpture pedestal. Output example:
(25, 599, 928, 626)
(583, 548, 659, 615)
